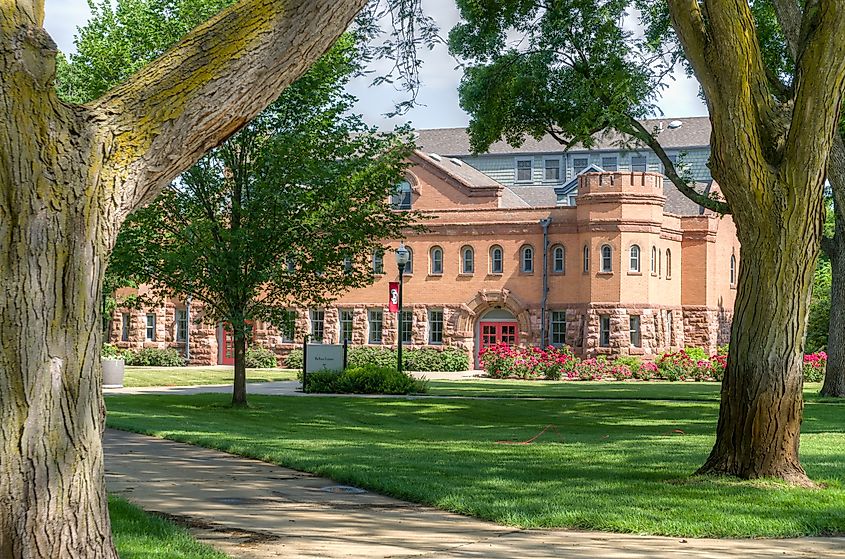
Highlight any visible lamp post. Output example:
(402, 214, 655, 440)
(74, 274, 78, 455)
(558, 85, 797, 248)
(395, 242, 410, 373)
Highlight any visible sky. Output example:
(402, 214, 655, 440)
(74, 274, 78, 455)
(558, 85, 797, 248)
(43, 0, 707, 131)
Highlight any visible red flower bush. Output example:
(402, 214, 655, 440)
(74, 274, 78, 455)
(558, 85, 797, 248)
(804, 351, 827, 382)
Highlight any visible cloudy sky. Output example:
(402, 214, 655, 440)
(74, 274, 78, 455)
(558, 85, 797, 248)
(43, 0, 707, 131)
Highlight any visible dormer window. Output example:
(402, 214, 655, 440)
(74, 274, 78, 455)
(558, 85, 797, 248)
(391, 180, 412, 210)
(515, 158, 533, 183)
(544, 158, 561, 181)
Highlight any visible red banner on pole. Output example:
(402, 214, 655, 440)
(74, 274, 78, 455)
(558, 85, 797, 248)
(388, 282, 400, 313)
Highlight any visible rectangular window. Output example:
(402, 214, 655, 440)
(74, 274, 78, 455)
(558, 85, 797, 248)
(176, 309, 188, 342)
(391, 180, 412, 210)
(145, 314, 156, 341)
(601, 155, 618, 171)
(551, 311, 566, 345)
(583, 246, 590, 273)
(599, 315, 611, 347)
(630, 154, 647, 172)
(428, 309, 444, 344)
(373, 250, 384, 274)
(401, 310, 413, 344)
(340, 309, 354, 343)
(515, 158, 533, 182)
(368, 309, 383, 344)
(544, 158, 560, 181)
(666, 311, 673, 346)
(310, 310, 325, 343)
(280, 309, 297, 343)
(629, 315, 641, 347)
(121, 313, 130, 342)
(568, 195, 577, 206)
(573, 157, 589, 175)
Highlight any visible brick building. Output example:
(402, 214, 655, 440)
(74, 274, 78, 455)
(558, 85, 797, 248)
(109, 118, 738, 366)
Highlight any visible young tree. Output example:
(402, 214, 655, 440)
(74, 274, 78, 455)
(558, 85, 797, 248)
(0, 0, 374, 555)
(111, 34, 415, 407)
(449, 0, 845, 483)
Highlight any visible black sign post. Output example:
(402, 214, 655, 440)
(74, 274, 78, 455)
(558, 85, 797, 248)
(301, 334, 309, 392)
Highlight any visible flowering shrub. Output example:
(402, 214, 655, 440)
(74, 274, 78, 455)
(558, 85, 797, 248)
(480, 344, 577, 380)
(804, 351, 827, 382)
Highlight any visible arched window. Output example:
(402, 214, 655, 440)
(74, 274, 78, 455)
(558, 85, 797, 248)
(521, 245, 534, 273)
(461, 246, 475, 274)
(490, 245, 504, 274)
(651, 246, 657, 274)
(730, 254, 737, 285)
(405, 246, 414, 274)
(666, 249, 672, 279)
(430, 246, 443, 275)
(629, 245, 641, 272)
(552, 245, 565, 273)
(390, 180, 412, 210)
(600, 244, 613, 273)
(583, 245, 590, 273)
(658, 248, 662, 276)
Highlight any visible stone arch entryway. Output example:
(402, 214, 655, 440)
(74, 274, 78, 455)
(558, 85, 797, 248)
(452, 289, 533, 367)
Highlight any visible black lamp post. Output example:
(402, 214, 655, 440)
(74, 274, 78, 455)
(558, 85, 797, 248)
(395, 243, 410, 373)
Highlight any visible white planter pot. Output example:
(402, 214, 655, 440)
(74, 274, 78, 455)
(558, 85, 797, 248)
(102, 358, 125, 388)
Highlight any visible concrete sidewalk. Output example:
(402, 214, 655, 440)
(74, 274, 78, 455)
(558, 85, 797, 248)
(104, 429, 845, 559)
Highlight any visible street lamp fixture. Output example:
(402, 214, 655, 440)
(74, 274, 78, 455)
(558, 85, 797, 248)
(395, 243, 410, 373)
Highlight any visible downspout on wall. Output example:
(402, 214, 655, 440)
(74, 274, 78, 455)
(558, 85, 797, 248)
(185, 295, 192, 364)
(540, 217, 552, 347)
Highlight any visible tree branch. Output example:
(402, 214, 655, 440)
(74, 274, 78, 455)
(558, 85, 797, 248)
(666, 0, 716, 94)
(625, 116, 732, 214)
(770, 0, 801, 59)
(90, 0, 369, 217)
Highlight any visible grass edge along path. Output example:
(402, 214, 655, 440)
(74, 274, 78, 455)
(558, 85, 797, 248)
(110, 494, 227, 558)
(122, 366, 297, 388)
(105, 389, 845, 539)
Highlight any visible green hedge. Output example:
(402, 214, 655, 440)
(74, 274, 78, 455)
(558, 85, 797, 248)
(123, 348, 185, 367)
(285, 346, 469, 372)
(245, 346, 278, 368)
(304, 365, 428, 395)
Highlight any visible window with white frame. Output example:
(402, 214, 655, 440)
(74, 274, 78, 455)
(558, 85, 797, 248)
(629, 315, 641, 347)
(583, 245, 590, 273)
(551, 311, 566, 345)
(629, 245, 641, 272)
(730, 254, 737, 285)
(368, 309, 383, 344)
(461, 246, 474, 274)
(552, 245, 565, 273)
(658, 248, 662, 276)
(428, 309, 444, 344)
(544, 158, 561, 181)
(404, 247, 413, 274)
(310, 309, 325, 343)
(391, 180, 412, 210)
(515, 158, 533, 182)
(599, 315, 611, 347)
(490, 245, 504, 274)
(145, 314, 156, 341)
(630, 154, 647, 172)
(666, 249, 672, 279)
(651, 246, 657, 274)
(176, 309, 188, 342)
(400, 310, 413, 344)
(343, 256, 353, 274)
(600, 244, 613, 273)
(339, 309, 354, 343)
(430, 246, 443, 275)
(521, 245, 534, 273)
(601, 155, 618, 171)
(373, 249, 384, 274)
(121, 313, 130, 342)
(280, 309, 297, 343)
(573, 157, 589, 175)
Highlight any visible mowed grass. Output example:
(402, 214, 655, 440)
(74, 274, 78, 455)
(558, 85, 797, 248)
(105, 387, 845, 538)
(110, 495, 227, 558)
(427, 379, 830, 401)
(122, 366, 297, 387)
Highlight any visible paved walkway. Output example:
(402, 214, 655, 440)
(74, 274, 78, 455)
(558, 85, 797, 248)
(104, 429, 845, 559)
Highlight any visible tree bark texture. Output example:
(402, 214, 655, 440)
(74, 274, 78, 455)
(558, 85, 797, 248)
(821, 137, 845, 397)
(668, 0, 845, 483)
(1, 0, 367, 556)
(232, 331, 248, 407)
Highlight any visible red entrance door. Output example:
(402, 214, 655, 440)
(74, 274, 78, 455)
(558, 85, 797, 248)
(478, 321, 519, 360)
(219, 322, 254, 365)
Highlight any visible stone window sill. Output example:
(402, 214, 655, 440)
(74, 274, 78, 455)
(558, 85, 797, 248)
(597, 271, 613, 276)
(627, 271, 642, 276)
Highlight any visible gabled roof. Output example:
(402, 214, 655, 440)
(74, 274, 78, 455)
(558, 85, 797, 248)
(415, 117, 711, 157)
(411, 150, 504, 192)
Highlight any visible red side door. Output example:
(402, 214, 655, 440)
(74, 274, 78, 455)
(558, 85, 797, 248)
(219, 322, 255, 365)
(478, 321, 519, 361)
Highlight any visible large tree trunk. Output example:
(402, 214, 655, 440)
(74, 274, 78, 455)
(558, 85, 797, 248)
(821, 138, 845, 397)
(232, 328, 248, 407)
(696, 181, 821, 486)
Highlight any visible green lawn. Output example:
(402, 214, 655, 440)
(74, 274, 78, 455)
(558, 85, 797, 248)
(105, 385, 845, 538)
(427, 379, 830, 401)
(110, 495, 226, 558)
(122, 366, 297, 387)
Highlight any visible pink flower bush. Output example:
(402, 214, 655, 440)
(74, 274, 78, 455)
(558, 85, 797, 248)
(804, 351, 827, 382)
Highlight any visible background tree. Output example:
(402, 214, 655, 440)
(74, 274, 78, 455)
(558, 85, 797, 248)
(0, 0, 384, 555)
(449, 0, 845, 484)
(110, 33, 416, 407)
